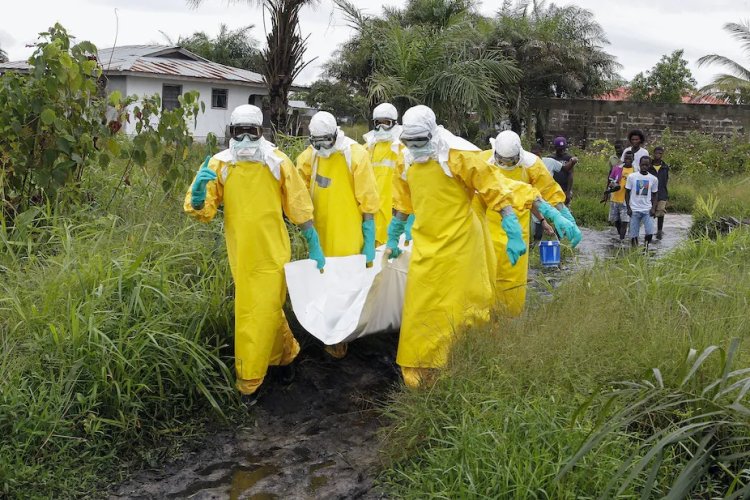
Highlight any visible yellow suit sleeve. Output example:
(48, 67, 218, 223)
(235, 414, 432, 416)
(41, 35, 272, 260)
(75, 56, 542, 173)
(527, 158, 567, 206)
(183, 158, 224, 223)
(277, 150, 314, 225)
(350, 144, 380, 214)
(295, 146, 314, 191)
(392, 158, 413, 214)
(448, 150, 536, 212)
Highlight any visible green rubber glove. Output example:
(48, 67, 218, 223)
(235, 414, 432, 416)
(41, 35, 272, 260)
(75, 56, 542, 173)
(362, 218, 376, 265)
(302, 227, 326, 270)
(501, 210, 527, 266)
(191, 155, 217, 209)
(557, 204, 577, 224)
(538, 200, 582, 247)
(404, 214, 415, 244)
(386, 217, 407, 259)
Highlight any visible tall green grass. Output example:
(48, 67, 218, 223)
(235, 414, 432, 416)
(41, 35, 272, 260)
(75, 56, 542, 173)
(380, 228, 750, 497)
(0, 155, 239, 497)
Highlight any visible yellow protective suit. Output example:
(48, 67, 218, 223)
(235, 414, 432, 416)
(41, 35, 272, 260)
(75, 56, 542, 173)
(184, 149, 313, 395)
(297, 145, 380, 256)
(367, 141, 404, 245)
(478, 150, 566, 316)
(393, 150, 536, 386)
(297, 143, 379, 359)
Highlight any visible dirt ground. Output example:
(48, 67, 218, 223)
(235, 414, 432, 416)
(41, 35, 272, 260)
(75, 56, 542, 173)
(110, 214, 692, 500)
(110, 331, 400, 500)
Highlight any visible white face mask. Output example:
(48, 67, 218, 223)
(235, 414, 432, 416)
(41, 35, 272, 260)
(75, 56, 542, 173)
(315, 146, 337, 158)
(231, 136, 263, 162)
(408, 144, 435, 163)
(373, 128, 394, 142)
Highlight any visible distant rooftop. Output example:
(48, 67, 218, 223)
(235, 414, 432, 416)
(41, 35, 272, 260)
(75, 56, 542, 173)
(597, 86, 728, 105)
(0, 45, 272, 87)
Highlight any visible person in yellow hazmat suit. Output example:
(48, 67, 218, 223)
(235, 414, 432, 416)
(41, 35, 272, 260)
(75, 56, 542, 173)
(184, 104, 326, 405)
(383, 105, 542, 388)
(480, 130, 583, 316)
(296, 111, 380, 359)
(362, 103, 408, 246)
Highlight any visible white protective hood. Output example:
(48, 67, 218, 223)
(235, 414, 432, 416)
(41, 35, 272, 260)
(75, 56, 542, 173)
(401, 105, 479, 178)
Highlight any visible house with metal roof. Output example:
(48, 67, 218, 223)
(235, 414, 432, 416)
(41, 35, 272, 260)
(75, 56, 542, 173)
(0, 45, 305, 140)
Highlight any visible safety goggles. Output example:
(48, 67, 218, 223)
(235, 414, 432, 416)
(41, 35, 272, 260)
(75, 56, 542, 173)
(373, 118, 396, 131)
(400, 133, 432, 149)
(310, 133, 337, 151)
(230, 124, 263, 142)
(494, 152, 520, 167)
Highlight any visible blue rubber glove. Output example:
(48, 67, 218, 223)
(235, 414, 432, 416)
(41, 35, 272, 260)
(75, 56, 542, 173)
(404, 214, 415, 245)
(386, 217, 407, 259)
(191, 156, 217, 208)
(301, 226, 326, 270)
(557, 204, 576, 224)
(501, 210, 527, 266)
(538, 200, 583, 248)
(362, 218, 376, 265)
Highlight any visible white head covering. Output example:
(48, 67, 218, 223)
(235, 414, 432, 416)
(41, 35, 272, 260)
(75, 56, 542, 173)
(230, 104, 263, 126)
(372, 102, 398, 121)
(489, 130, 537, 169)
(309, 111, 338, 136)
(363, 102, 403, 149)
(400, 105, 479, 178)
(212, 105, 282, 180)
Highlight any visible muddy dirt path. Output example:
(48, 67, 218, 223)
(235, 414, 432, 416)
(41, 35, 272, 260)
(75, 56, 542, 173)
(111, 215, 692, 500)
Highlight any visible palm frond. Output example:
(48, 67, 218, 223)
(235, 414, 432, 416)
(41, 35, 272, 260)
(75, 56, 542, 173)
(697, 54, 750, 80)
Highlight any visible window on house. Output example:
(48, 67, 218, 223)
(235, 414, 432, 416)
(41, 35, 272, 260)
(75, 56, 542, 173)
(162, 84, 182, 111)
(212, 88, 228, 109)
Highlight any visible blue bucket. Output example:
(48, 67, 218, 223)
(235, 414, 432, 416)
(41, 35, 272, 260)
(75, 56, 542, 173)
(539, 240, 561, 267)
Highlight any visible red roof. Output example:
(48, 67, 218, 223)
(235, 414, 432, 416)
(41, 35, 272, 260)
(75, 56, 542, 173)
(596, 86, 727, 105)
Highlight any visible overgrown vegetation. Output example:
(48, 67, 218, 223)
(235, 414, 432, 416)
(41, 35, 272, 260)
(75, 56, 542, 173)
(0, 26, 235, 498)
(0, 151, 240, 497)
(381, 227, 750, 498)
(0, 24, 208, 218)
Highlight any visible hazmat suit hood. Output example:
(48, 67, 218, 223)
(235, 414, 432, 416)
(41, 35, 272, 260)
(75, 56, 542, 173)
(308, 111, 356, 164)
(363, 103, 403, 150)
(400, 105, 479, 178)
(489, 130, 537, 170)
(215, 104, 282, 180)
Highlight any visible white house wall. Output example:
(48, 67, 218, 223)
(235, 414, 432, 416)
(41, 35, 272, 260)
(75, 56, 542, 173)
(116, 75, 267, 141)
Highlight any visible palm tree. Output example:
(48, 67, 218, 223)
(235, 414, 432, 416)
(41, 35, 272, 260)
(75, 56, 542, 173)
(491, 0, 620, 135)
(698, 21, 750, 104)
(332, 0, 519, 135)
(0, 46, 8, 63)
(164, 24, 263, 72)
(187, 0, 318, 135)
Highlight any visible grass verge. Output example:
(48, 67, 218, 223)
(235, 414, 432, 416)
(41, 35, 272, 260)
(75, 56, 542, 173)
(0, 156, 241, 497)
(380, 228, 750, 497)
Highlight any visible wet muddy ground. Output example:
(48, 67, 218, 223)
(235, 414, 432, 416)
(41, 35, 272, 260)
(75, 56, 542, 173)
(111, 214, 692, 500)
(111, 332, 400, 500)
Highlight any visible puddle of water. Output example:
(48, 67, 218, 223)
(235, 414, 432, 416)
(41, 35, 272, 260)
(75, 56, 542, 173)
(168, 463, 280, 499)
(309, 475, 328, 494)
(228, 465, 280, 500)
(307, 460, 335, 495)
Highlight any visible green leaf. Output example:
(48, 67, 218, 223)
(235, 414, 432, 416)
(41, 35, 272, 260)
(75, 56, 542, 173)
(108, 90, 123, 106)
(40, 108, 56, 125)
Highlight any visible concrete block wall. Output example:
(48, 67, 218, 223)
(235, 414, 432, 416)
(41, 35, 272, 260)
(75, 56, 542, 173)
(533, 98, 750, 148)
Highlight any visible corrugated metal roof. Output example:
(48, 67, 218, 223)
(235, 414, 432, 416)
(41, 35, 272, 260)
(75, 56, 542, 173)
(1, 45, 266, 86)
(99, 45, 264, 85)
